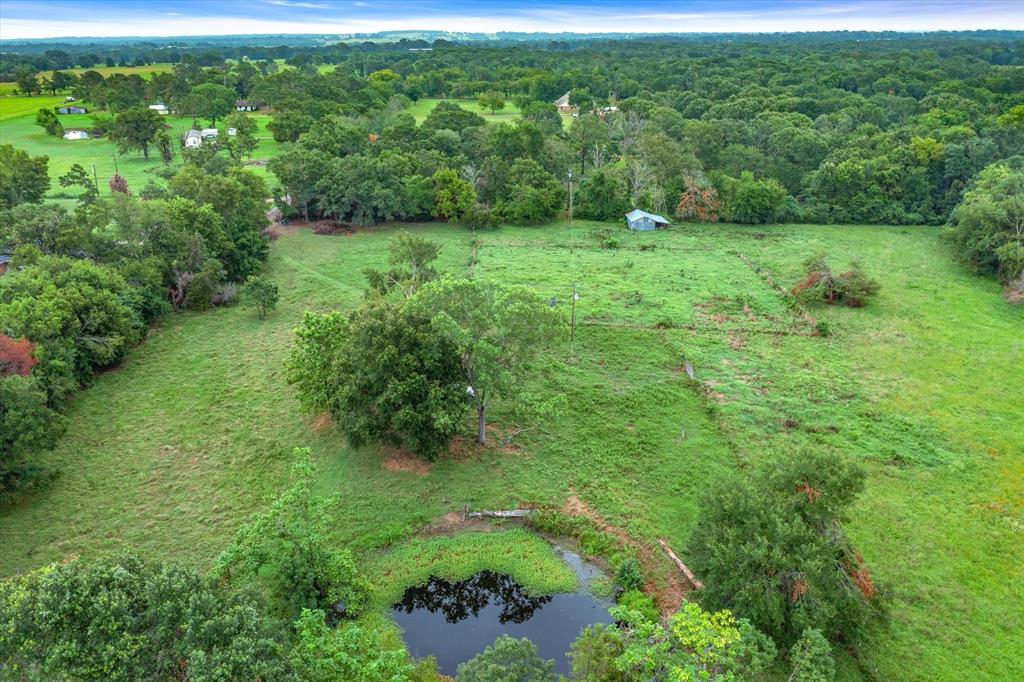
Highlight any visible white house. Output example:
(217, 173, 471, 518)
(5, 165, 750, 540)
(227, 127, 237, 136)
(63, 129, 89, 140)
(184, 129, 203, 148)
(148, 103, 169, 115)
(235, 100, 260, 112)
(200, 128, 219, 139)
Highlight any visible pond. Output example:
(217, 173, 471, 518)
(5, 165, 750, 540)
(391, 546, 612, 675)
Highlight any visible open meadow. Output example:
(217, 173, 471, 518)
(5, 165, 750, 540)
(0, 220, 1019, 680)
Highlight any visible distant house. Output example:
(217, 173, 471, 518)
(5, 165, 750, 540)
(184, 129, 203, 148)
(148, 103, 169, 115)
(554, 92, 577, 115)
(62, 129, 89, 140)
(227, 127, 237, 136)
(0, 254, 11, 276)
(64, 95, 75, 102)
(597, 106, 619, 117)
(235, 100, 260, 112)
(57, 106, 87, 115)
(200, 128, 219, 139)
(625, 209, 670, 231)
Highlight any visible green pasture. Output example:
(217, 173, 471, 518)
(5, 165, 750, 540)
(0, 222, 1019, 681)
(0, 109, 279, 202)
(406, 97, 523, 124)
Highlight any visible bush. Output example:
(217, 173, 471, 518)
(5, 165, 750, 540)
(789, 628, 835, 682)
(215, 448, 370, 620)
(0, 375, 65, 493)
(570, 623, 626, 681)
(290, 608, 412, 682)
(616, 588, 659, 622)
(613, 556, 644, 591)
(240, 276, 279, 319)
(791, 253, 880, 307)
(610, 601, 776, 681)
(675, 175, 720, 222)
(455, 635, 557, 682)
(0, 555, 289, 681)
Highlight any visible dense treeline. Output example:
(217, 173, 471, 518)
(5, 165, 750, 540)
(0, 145, 269, 493)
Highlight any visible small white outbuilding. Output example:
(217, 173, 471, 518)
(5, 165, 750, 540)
(63, 129, 89, 140)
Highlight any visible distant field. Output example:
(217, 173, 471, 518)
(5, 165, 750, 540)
(0, 64, 173, 102)
(407, 97, 523, 124)
(0, 109, 279, 203)
(0, 94, 65, 120)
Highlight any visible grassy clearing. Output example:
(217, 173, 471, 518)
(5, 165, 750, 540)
(406, 97, 522, 124)
(0, 110, 278, 204)
(365, 530, 578, 608)
(0, 94, 67, 120)
(0, 222, 1019, 680)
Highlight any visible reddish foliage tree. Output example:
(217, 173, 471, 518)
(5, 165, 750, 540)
(0, 335, 37, 377)
(109, 172, 130, 195)
(675, 175, 720, 223)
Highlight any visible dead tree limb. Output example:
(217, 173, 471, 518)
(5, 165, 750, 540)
(658, 538, 704, 590)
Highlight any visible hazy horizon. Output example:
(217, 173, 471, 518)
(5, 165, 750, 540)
(1, 0, 1021, 41)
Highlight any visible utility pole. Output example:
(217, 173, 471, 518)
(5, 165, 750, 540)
(568, 169, 577, 355)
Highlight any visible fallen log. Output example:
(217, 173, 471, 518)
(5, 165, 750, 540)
(658, 538, 704, 590)
(466, 509, 533, 519)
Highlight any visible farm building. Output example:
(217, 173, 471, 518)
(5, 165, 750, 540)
(0, 254, 10, 276)
(148, 103, 169, 115)
(554, 92, 577, 115)
(184, 129, 202, 148)
(62, 129, 89, 140)
(57, 106, 87, 114)
(201, 128, 219, 138)
(235, 100, 260, 111)
(625, 209, 670, 231)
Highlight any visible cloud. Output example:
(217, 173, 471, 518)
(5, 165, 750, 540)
(266, 0, 331, 8)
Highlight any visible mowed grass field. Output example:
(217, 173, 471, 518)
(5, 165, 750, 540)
(0, 222, 1020, 680)
(407, 97, 523, 124)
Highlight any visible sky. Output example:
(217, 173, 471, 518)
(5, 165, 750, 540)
(0, 0, 1022, 40)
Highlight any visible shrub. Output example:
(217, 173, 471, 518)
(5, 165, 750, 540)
(613, 556, 644, 591)
(108, 172, 130, 195)
(616, 588, 659, 622)
(290, 608, 412, 682)
(570, 623, 626, 681)
(240, 276, 279, 319)
(788, 628, 835, 682)
(0, 375, 65, 493)
(455, 635, 557, 682)
(610, 601, 776, 681)
(211, 282, 239, 306)
(215, 448, 370, 619)
(0, 335, 36, 377)
(791, 253, 879, 307)
(676, 175, 720, 222)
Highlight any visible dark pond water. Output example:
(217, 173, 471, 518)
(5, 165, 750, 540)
(391, 547, 612, 675)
